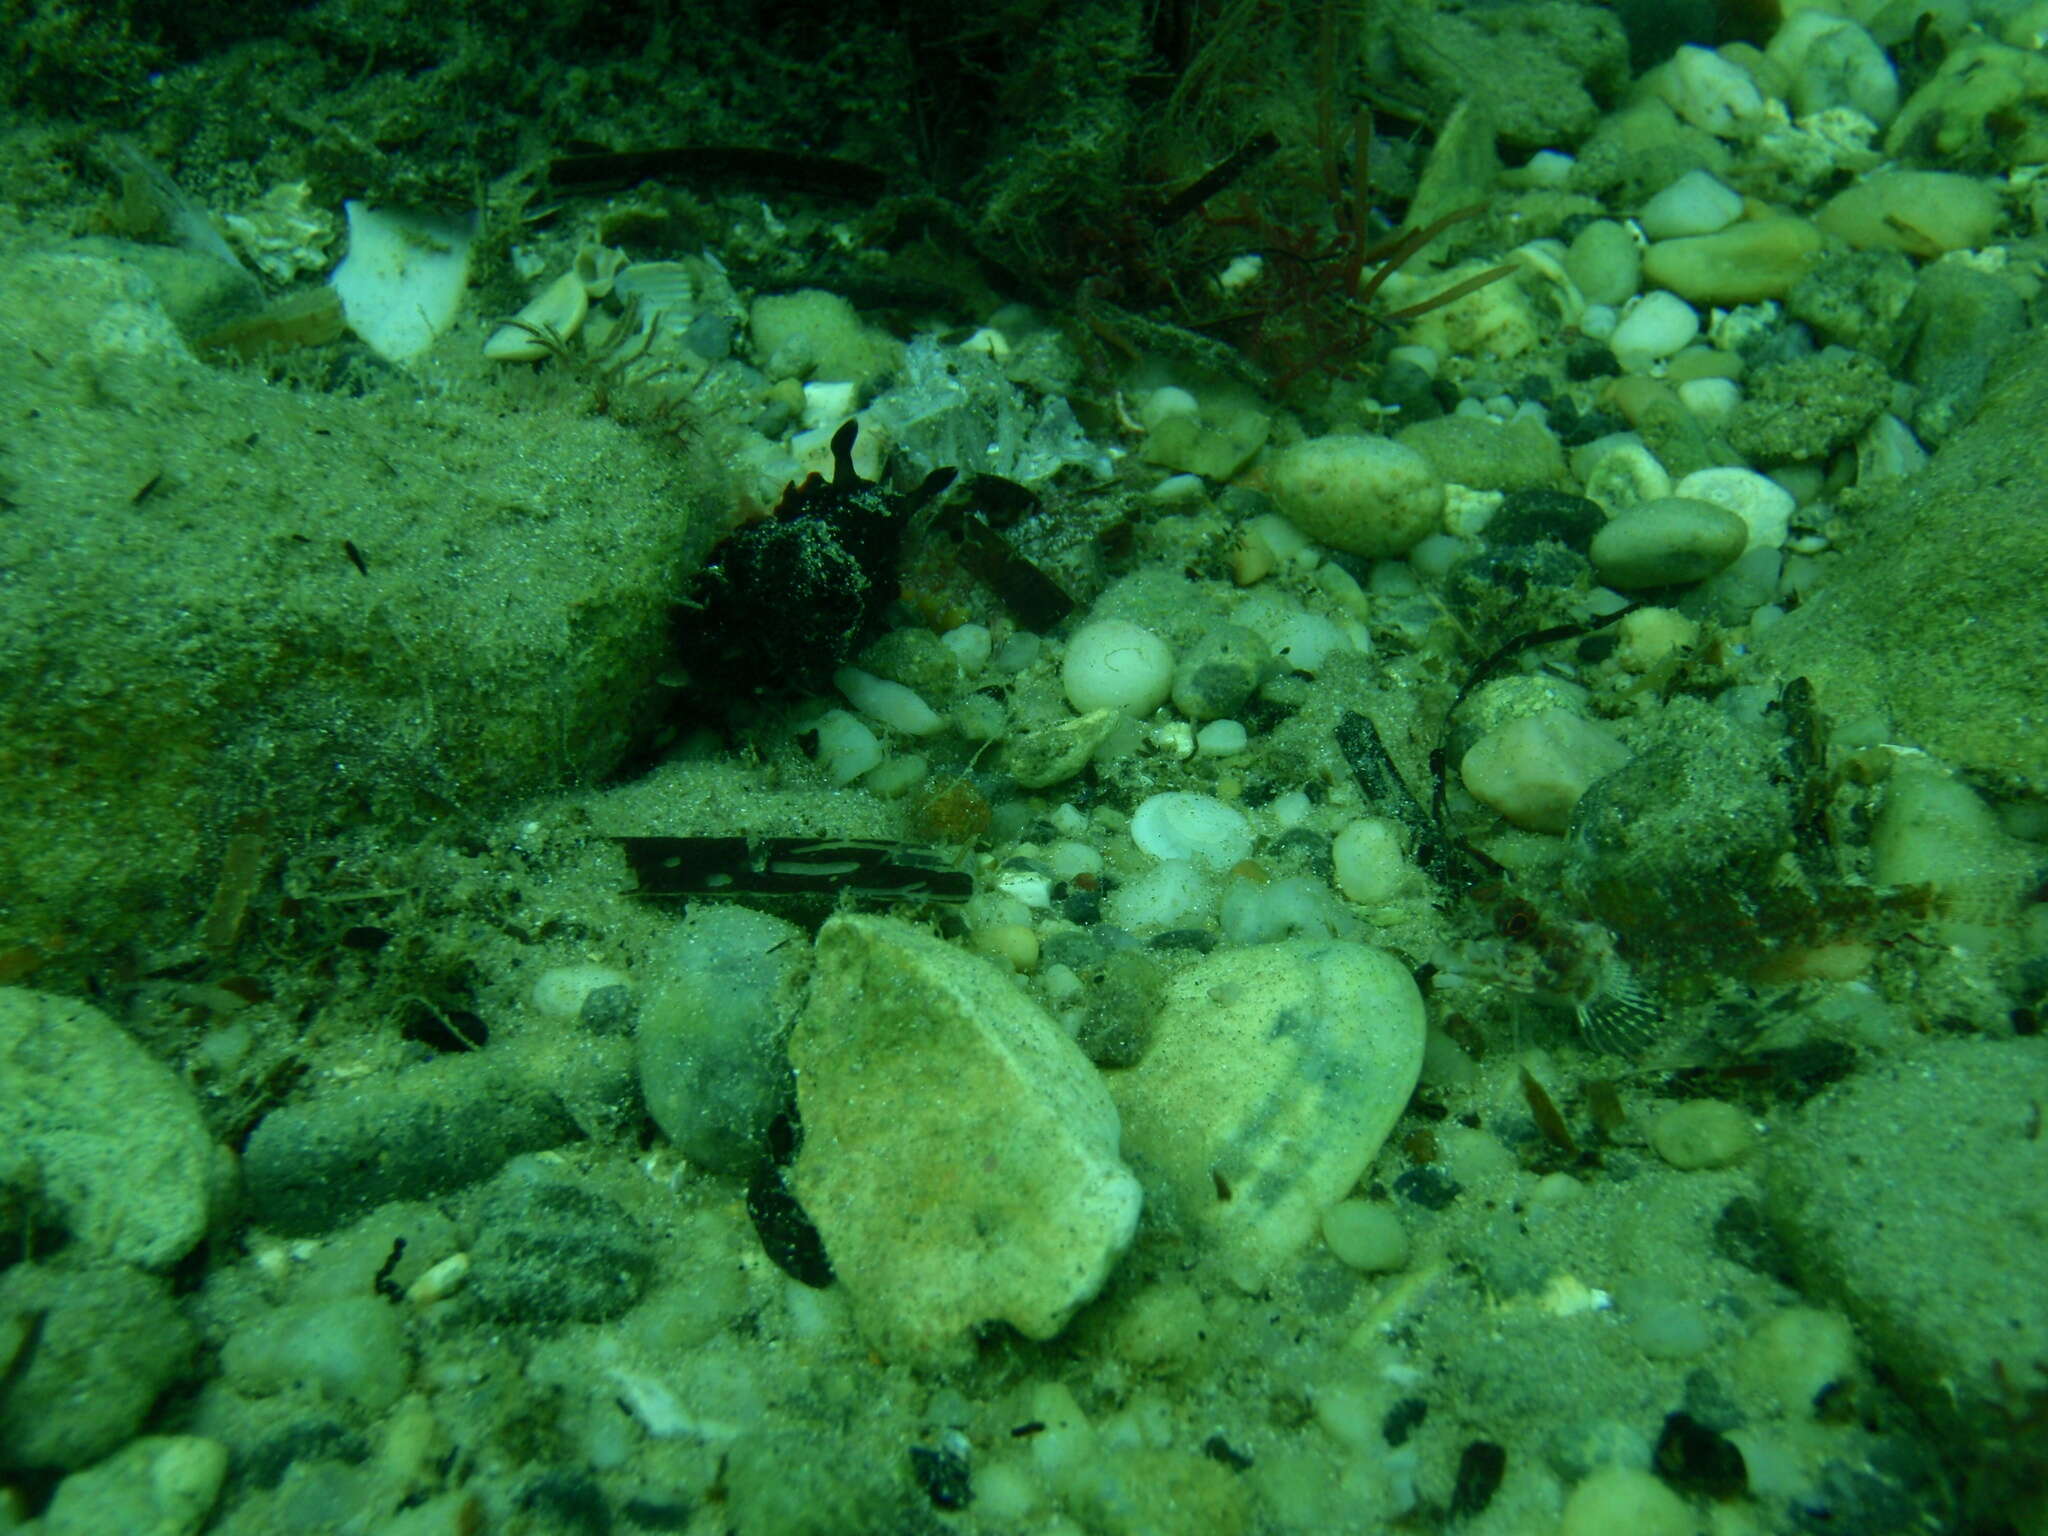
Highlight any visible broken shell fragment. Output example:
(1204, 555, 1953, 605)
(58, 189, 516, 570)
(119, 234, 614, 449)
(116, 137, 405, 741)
(484, 268, 591, 361)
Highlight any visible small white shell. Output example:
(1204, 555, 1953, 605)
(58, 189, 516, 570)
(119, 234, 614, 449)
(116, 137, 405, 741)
(484, 268, 590, 361)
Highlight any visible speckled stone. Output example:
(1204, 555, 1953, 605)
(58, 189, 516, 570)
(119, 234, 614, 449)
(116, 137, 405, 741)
(1106, 939, 1425, 1289)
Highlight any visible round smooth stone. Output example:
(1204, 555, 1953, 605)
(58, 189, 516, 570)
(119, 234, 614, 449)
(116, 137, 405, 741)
(1590, 497, 1748, 588)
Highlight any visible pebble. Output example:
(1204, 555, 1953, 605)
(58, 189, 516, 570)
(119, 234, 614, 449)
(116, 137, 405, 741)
(0, 1262, 196, 1473)
(241, 1044, 587, 1235)
(1106, 939, 1426, 1288)
(38, 1435, 227, 1536)
(1589, 496, 1749, 588)
(1170, 622, 1268, 720)
(1196, 719, 1248, 756)
(1460, 708, 1633, 834)
(1657, 44, 1765, 138)
(1641, 218, 1824, 305)
(1004, 706, 1122, 788)
(789, 914, 1142, 1364)
(220, 1293, 410, 1413)
(834, 665, 945, 735)
(1565, 219, 1640, 307)
(0, 987, 219, 1271)
(1648, 1099, 1758, 1169)
(1331, 816, 1412, 904)
(1816, 169, 2000, 255)
(809, 708, 884, 785)
(1265, 435, 1445, 557)
(1637, 169, 1743, 240)
(465, 1169, 652, 1323)
(1609, 290, 1700, 372)
(1673, 466, 1794, 552)
(1129, 791, 1253, 871)
(1320, 1199, 1410, 1272)
(639, 903, 806, 1175)
(1062, 619, 1174, 716)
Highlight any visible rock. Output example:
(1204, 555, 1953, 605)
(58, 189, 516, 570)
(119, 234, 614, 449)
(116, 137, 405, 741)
(0, 987, 219, 1270)
(0, 1262, 196, 1472)
(1723, 348, 1894, 463)
(1641, 217, 1824, 304)
(1398, 413, 1568, 492)
(1648, 1099, 1757, 1169)
(789, 914, 1141, 1365)
(1671, 466, 1796, 553)
(1062, 619, 1174, 716)
(1461, 708, 1632, 834)
(1900, 262, 2027, 445)
(1762, 1040, 2048, 1511)
(1753, 321, 2048, 792)
(1564, 697, 1798, 986)
(40, 1436, 226, 1536)
(219, 1294, 411, 1414)
(1609, 290, 1700, 372)
(1105, 939, 1425, 1288)
(464, 1171, 653, 1324)
(1170, 623, 1268, 721)
(1266, 435, 1445, 558)
(1004, 707, 1122, 789)
(242, 1045, 587, 1235)
(0, 249, 689, 974)
(1589, 496, 1748, 587)
(638, 903, 806, 1175)
(1817, 169, 2001, 254)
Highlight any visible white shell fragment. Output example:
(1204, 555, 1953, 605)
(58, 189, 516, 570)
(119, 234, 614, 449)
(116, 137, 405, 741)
(483, 268, 591, 361)
(331, 201, 478, 364)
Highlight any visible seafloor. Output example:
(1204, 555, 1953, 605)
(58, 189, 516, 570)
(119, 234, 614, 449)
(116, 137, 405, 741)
(1, 2, 2046, 1534)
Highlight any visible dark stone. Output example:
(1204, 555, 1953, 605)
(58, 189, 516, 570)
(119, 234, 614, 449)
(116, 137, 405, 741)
(1654, 1412, 1747, 1500)
(1382, 1397, 1429, 1447)
(748, 1160, 834, 1289)
(1449, 1440, 1508, 1518)
(242, 1051, 582, 1236)
(1485, 489, 1606, 554)
(908, 1443, 973, 1509)
(467, 1178, 653, 1325)
(1392, 1166, 1461, 1211)
(518, 1469, 613, 1536)
(1202, 1434, 1254, 1471)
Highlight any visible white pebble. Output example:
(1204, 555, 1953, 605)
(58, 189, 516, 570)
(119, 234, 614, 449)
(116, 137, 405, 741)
(1675, 375, 1741, 423)
(1140, 386, 1200, 428)
(1610, 291, 1700, 372)
(834, 666, 946, 735)
(1332, 816, 1411, 904)
(1266, 611, 1349, 674)
(1046, 840, 1103, 881)
(939, 622, 992, 674)
(1196, 719, 1248, 757)
(1062, 619, 1174, 716)
(1674, 465, 1795, 552)
(1105, 859, 1215, 929)
(861, 754, 926, 798)
(1130, 792, 1253, 871)
(810, 709, 883, 785)
(1321, 1200, 1409, 1272)
(1638, 169, 1743, 240)
(1659, 44, 1765, 138)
